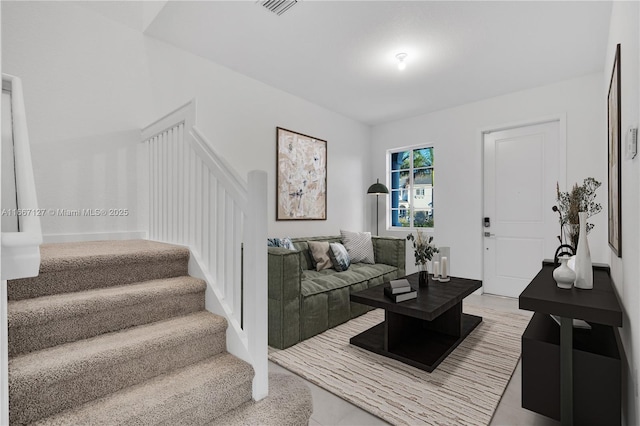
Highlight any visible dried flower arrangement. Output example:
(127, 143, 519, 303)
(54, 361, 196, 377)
(553, 177, 602, 249)
(406, 230, 439, 268)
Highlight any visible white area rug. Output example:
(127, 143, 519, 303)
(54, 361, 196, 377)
(269, 305, 531, 426)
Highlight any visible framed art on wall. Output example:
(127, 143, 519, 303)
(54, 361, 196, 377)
(608, 43, 622, 257)
(276, 127, 327, 220)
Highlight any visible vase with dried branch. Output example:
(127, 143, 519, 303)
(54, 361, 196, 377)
(552, 177, 602, 250)
(407, 230, 439, 286)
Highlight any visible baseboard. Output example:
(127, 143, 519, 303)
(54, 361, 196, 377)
(43, 231, 148, 244)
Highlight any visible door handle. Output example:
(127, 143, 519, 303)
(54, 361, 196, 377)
(484, 232, 495, 237)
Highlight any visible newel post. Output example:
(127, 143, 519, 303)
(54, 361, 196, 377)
(246, 170, 268, 400)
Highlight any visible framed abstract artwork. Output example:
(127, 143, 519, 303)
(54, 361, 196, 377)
(276, 127, 327, 220)
(608, 44, 621, 257)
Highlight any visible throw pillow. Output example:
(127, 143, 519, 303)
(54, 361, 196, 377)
(267, 237, 296, 251)
(340, 230, 375, 264)
(307, 241, 333, 271)
(281, 237, 296, 251)
(329, 242, 351, 272)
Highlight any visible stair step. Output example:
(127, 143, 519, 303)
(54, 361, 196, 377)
(9, 311, 227, 425)
(206, 373, 313, 425)
(8, 276, 206, 356)
(33, 353, 254, 426)
(8, 240, 190, 300)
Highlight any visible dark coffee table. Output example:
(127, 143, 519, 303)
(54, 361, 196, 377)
(349, 273, 482, 372)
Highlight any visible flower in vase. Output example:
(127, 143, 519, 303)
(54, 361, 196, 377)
(406, 230, 439, 268)
(553, 178, 602, 249)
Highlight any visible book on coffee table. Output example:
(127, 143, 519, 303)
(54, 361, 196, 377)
(388, 279, 411, 294)
(384, 286, 417, 302)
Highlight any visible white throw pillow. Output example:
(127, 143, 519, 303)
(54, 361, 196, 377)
(340, 230, 375, 264)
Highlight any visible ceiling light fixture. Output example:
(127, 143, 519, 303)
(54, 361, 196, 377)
(396, 53, 408, 71)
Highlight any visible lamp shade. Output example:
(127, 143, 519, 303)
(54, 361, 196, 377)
(367, 179, 389, 195)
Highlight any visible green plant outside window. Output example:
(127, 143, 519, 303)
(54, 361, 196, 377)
(389, 147, 434, 228)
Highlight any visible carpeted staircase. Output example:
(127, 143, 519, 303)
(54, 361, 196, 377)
(7, 239, 312, 425)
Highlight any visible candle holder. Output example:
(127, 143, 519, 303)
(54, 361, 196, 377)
(438, 247, 451, 282)
(439, 256, 450, 282)
(432, 260, 441, 281)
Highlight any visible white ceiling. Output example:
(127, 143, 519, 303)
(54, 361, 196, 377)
(142, 1, 611, 125)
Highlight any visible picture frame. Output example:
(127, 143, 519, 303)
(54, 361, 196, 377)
(276, 127, 327, 220)
(608, 44, 622, 257)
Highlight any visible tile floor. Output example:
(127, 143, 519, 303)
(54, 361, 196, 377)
(268, 294, 561, 426)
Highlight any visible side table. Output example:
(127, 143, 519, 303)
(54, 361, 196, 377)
(519, 261, 623, 426)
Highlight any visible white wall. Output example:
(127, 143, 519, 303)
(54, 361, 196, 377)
(605, 2, 640, 424)
(2, 2, 151, 240)
(1, 1, 371, 239)
(142, 37, 371, 238)
(372, 73, 606, 279)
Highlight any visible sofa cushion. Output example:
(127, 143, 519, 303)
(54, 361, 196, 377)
(340, 230, 375, 264)
(292, 237, 341, 270)
(349, 263, 398, 280)
(300, 263, 397, 297)
(308, 241, 332, 271)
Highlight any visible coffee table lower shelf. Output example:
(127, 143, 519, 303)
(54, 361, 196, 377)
(350, 313, 482, 372)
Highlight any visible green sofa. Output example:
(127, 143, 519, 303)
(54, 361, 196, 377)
(268, 235, 406, 349)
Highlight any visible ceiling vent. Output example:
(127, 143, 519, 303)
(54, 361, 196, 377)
(260, 0, 297, 16)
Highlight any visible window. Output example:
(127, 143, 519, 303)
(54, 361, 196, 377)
(389, 146, 434, 228)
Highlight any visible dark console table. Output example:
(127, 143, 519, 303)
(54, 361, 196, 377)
(519, 261, 623, 426)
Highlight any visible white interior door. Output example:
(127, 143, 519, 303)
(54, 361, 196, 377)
(483, 121, 561, 298)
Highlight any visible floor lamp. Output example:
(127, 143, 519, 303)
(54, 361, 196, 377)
(367, 179, 389, 235)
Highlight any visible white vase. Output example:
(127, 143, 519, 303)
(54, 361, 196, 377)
(574, 211, 593, 290)
(553, 256, 576, 289)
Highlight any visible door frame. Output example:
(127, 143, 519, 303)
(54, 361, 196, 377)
(478, 114, 567, 295)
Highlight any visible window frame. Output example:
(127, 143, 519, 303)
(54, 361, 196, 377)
(387, 144, 435, 230)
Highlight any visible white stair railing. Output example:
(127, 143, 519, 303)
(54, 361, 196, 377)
(1, 74, 42, 280)
(1, 74, 43, 426)
(141, 100, 268, 400)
